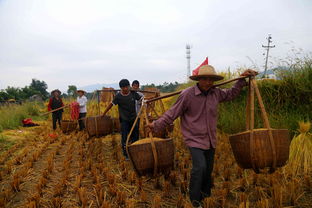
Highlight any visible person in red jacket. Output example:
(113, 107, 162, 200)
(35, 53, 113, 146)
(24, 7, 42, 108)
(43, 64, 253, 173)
(48, 89, 64, 130)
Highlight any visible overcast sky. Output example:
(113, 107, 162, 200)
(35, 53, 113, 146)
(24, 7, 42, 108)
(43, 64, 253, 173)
(0, 0, 311, 92)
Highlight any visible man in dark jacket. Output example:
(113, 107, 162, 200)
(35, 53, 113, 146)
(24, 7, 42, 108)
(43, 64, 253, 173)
(102, 79, 143, 159)
(48, 89, 64, 130)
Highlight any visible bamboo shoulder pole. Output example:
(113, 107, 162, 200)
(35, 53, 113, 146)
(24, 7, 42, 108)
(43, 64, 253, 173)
(97, 89, 159, 94)
(41, 104, 69, 116)
(146, 76, 248, 104)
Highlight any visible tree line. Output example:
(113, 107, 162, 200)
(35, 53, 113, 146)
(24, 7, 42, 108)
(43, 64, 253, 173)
(142, 81, 180, 93)
(0, 79, 49, 101)
(0, 80, 181, 102)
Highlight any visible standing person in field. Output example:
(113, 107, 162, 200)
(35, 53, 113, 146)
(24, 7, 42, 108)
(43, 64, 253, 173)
(102, 79, 143, 159)
(147, 59, 257, 207)
(48, 89, 64, 130)
(77, 89, 88, 131)
(132, 80, 144, 133)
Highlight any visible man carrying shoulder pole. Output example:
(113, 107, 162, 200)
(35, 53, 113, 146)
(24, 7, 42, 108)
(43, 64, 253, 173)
(102, 79, 143, 160)
(147, 58, 257, 207)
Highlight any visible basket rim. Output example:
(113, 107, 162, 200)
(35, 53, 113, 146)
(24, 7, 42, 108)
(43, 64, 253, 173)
(229, 128, 289, 137)
(128, 137, 173, 147)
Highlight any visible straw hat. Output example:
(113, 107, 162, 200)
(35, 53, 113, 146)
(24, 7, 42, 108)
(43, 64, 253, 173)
(189, 65, 224, 81)
(77, 89, 86, 94)
(51, 89, 61, 95)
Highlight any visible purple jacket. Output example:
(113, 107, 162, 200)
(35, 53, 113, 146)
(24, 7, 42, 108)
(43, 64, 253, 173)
(154, 79, 247, 150)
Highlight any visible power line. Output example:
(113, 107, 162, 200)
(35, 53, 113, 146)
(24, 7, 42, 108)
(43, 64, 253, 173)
(262, 34, 275, 78)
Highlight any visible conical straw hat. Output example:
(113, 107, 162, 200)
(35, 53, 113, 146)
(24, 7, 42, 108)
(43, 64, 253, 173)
(77, 89, 86, 94)
(189, 65, 224, 81)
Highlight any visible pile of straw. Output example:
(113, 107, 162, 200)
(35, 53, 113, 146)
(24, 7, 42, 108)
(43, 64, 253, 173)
(131, 138, 164, 145)
(288, 121, 312, 175)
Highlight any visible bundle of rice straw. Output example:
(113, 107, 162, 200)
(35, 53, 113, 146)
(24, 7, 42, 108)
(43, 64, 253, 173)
(131, 138, 164, 145)
(287, 121, 312, 176)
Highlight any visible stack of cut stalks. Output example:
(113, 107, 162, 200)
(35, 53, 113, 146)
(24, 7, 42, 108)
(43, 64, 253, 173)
(131, 137, 164, 145)
(287, 121, 312, 176)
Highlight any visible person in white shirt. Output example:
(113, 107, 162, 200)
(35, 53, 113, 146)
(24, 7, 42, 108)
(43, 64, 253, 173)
(77, 90, 88, 130)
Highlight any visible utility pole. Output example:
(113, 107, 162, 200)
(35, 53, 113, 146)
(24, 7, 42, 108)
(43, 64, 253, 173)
(186, 44, 191, 81)
(262, 34, 275, 78)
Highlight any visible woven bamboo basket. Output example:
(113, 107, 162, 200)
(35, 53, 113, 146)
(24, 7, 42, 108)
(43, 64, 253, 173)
(127, 138, 174, 176)
(229, 129, 290, 170)
(61, 120, 77, 133)
(229, 78, 290, 173)
(85, 115, 113, 137)
(126, 102, 175, 177)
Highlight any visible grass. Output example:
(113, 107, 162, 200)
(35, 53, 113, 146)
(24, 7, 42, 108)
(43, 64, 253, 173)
(172, 56, 312, 137)
(0, 102, 47, 154)
(218, 58, 311, 136)
(0, 102, 45, 132)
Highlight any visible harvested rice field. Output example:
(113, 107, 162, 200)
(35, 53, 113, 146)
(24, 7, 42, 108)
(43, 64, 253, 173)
(0, 119, 311, 208)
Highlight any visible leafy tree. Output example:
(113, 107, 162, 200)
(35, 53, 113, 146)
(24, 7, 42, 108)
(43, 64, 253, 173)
(5, 86, 21, 100)
(67, 85, 77, 97)
(142, 81, 180, 93)
(0, 79, 49, 101)
(30, 79, 49, 99)
(21, 86, 39, 100)
(62, 93, 68, 98)
(0, 91, 9, 101)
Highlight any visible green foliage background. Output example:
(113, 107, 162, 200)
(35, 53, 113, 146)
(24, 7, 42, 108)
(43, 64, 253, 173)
(0, 102, 44, 132)
(169, 57, 312, 136)
(0, 79, 49, 101)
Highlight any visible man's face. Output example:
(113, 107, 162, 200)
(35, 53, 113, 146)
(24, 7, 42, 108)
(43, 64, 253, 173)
(132, 83, 139, 90)
(121, 86, 130, 94)
(198, 77, 214, 90)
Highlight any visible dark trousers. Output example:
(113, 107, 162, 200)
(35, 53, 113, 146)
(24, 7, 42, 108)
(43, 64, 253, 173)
(78, 113, 87, 130)
(189, 147, 215, 207)
(52, 112, 62, 130)
(121, 119, 139, 158)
